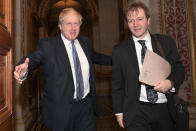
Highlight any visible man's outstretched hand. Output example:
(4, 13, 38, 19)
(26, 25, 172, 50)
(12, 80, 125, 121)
(14, 58, 29, 84)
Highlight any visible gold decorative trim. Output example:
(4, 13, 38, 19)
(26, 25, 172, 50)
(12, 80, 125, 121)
(160, 0, 164, 34)
(188, 0, 196, 104)
(123, 0, 129, 38)
(189, 104, 196, 120)
(190, 113, 196, 120)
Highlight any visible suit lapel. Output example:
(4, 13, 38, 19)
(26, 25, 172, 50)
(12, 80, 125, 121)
(151, 34, 162, 56)
(77, 37, 95, 92)
(56, 35, 73, 75)
(77, 37, 91, 66)
(125, 37, 140, 76)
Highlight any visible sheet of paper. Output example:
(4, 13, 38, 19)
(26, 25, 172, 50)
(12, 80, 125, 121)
(139, 50, 171, 86)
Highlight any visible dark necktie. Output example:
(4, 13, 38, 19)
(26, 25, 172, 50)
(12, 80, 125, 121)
(72, 41, 84, 100)
(138, 40, 158, 103)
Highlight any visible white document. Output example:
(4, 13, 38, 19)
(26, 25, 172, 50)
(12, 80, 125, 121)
(139, 50, 171, 86)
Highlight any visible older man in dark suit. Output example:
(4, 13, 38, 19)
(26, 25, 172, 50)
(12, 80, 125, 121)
(14, 8, 111, 131)
(112, 2, 185, 131)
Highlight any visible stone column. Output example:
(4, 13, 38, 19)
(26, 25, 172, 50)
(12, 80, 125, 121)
(94, 0, 119, 96)
(14, 0, 33, 130)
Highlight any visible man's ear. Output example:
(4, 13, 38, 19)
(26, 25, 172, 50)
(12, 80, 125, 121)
(147, 17, 150, 25)
(58, 24, 62, 30)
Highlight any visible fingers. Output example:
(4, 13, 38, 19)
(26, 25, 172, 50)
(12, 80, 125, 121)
(14, 65, 22, 79)
(154, 80, 172, 93)
(116, 115, 125, 128)
(23, 58, 29, 71)
(24, 58, 29, 65)
(13, 58, 29, 84)
(119, 120, 125, 128)
(154, 80, 161, 87)
(154, 82, 164, 92)
(14, 70, 23, 84)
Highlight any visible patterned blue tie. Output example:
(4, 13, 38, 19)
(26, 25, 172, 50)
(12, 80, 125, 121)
(138, 40, 158, 103)
(72, 41, 84, 100)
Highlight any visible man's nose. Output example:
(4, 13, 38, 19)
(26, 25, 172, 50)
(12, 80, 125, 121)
(133, 21, 138, 26)
(71, 24, 76, 29)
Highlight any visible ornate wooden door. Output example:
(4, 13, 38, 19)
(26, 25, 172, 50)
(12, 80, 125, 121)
(0, 0, 13, 130)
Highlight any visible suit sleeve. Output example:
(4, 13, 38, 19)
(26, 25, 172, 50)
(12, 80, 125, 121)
(18, 39, 45, 75)
(85, 38, 112, 65)
(92, 51, 112, 65)
(163, 36, 186, 92)
(111, 47, 125, 114)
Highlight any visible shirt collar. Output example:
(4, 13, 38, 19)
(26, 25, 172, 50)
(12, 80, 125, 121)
(132, 31, 151, 43)
(61, 33, 75, 45)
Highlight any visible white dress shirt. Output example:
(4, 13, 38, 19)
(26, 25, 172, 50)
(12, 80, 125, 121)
(61, 34, 90, 99)
(133, 32, 167, 103)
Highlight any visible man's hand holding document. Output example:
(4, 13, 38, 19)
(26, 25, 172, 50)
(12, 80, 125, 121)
(139, 50, 171, 86)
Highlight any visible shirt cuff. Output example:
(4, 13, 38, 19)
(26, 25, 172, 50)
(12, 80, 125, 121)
(21, 70, 28, 81)
(170, 87, 175, 93)
(115, 113, 123, 116)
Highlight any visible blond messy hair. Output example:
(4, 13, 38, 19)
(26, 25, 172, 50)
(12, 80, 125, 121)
(58, 8, 83, 25)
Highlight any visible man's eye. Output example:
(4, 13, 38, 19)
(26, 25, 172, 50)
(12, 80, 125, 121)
(128, 20, 133, 23)
(74, 23, 80, 26)
(66, 23, 71, 26)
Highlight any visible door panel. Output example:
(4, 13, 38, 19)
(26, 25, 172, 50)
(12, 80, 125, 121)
(0, 0, 5, 26)
(0, 0, 13, 130)
(0, 55, 6, 109)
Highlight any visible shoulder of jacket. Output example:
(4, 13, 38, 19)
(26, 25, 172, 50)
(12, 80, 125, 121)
(77, 36, 88, 41)
(113, 38, 129, 50)
(39, 35, 57, 42)
(152, 33, 172, 39)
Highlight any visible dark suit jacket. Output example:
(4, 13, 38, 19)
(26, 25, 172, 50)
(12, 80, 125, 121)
(20, 34, 111, 130)
(112, 34, 185, 127)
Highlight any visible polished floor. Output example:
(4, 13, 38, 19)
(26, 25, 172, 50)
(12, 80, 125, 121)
(33, 96, 194, 131)
(36, 96, 125, 131)
(96, 96, 125, 131)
